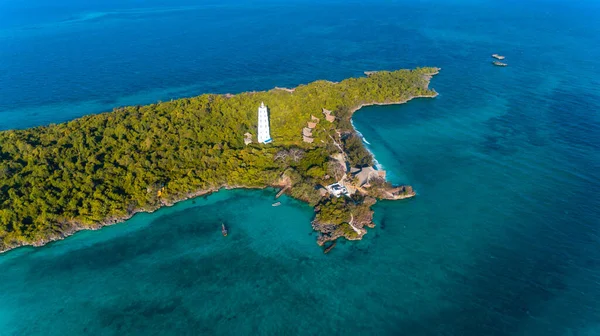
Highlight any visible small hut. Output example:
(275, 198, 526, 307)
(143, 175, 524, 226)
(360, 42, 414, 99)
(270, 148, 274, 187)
(244, 132, 253, 145)
(352, 167, 387, 187)
(302, 127, 313, 137)
(317, 186, 328, 197)
(322, 108, 335, 122)
(307, 121, 317, 129)
(303, 136, 314, 143)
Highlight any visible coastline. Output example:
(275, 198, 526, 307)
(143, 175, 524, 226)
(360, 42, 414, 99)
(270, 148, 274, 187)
(349, 92, 440, 170)
(346, 68, 440, 173)
(0, 91, 434, 254)
(309, 71, 439, 246)
(0, 185, 273, 254)
(0, 68, 440, 254)
(348, 92, 439, 116)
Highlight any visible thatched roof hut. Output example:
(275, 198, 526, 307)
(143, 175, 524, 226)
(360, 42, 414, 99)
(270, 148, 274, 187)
(244, 132, 252, 145)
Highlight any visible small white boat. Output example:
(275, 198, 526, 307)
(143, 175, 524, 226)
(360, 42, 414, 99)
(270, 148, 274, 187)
(272, 202, 281, 207)
(221, 223, 228, 237)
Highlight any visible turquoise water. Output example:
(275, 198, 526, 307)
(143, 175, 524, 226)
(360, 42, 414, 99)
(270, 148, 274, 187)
(1, 0, 600, 335)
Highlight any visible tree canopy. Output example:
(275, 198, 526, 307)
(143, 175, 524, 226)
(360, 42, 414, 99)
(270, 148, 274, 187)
(0, 67, 438, 251)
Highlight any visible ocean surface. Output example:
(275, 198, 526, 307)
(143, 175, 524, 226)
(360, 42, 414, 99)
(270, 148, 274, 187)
(1, 0, 599, 335)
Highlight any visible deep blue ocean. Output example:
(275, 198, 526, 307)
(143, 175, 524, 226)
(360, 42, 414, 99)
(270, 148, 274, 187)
(1, 0, 600, 335)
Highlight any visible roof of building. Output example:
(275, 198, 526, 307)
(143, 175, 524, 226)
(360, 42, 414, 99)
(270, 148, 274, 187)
(318, 188, 328, 196)
(326, 183, 349, 197)
(355, 167, 379, 186)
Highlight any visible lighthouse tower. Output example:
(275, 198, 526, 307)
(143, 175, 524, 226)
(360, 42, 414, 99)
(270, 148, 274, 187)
(257, 102, 272, 143)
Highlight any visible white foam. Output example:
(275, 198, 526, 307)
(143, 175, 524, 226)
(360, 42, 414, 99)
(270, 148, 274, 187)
(351, 119, 384, 170)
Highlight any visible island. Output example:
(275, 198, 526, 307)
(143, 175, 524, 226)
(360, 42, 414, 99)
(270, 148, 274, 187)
(0, 67, 440, 253)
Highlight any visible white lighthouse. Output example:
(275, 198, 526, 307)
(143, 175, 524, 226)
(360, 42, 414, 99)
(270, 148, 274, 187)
(257, 102, 272, 143)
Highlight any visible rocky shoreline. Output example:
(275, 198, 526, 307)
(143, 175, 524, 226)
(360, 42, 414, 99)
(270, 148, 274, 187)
(0, 187, 220, 253)
(309, 69, 439, 248)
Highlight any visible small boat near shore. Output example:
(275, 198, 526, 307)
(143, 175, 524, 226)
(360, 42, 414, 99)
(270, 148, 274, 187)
(492, 54, 505, 60)
(324, 241, 336, 254)
(492, 61, 507, 67)
(221, 223, 228, 237)
(272, 202, 281, 207)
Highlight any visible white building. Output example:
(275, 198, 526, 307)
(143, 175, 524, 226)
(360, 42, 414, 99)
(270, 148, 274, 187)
(257, 102, 272, 144)
(326, 183, 349, 198)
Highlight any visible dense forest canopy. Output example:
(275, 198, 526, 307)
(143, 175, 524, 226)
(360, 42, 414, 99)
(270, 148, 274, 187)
(0, 68, 438, 251)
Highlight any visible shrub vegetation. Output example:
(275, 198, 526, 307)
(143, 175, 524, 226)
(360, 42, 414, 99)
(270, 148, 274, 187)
(0, 68, 438, 251)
